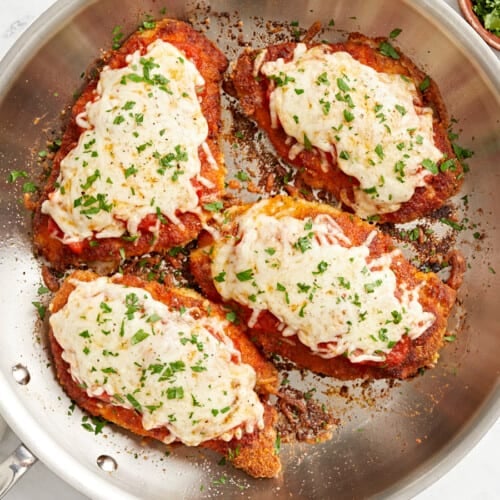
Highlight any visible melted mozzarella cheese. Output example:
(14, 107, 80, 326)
(260, 45, 443, 217)
(50, 277, 264, 446)
(211, 200, 435, 363)
(42, 40, 214, 243)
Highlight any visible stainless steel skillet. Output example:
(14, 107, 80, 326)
(0, 0, 499, 498)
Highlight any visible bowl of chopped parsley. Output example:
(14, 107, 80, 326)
(459, 0, 500, 50)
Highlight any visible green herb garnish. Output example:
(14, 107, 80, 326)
(378, 41, 400, 59)
(473, 0, 500, 36)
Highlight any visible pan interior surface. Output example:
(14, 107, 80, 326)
(0, 0, 499, 499)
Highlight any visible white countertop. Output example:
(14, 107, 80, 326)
(0, 0, 498, 499)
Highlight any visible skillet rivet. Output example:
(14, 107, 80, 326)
(97, 454, 118, 472)
(12, 364, 30, 385)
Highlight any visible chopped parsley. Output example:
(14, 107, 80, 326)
(375, 144, 384, 159)
(203, 201, 223, 212)
(122, 100, 136, 110)
(130, 329, 149, 345)
(440, 158, 457, 172)
(294, 235, 312, 253)
(235, 170, 250, 182)
(395, 104, 407, 116)
(440, 217, 464, 231)
(274, 434, 281, 455)
(268, 71, 295, 87)
(214, 271, 226, 283)
(303, 133, 313, 151)
(156, 145, 188, 174)
(22, 182, 37, 193)
(124, 165, 138, 178)
(364, 280, 382, 293)
(111, 25, 124, 49)
(80, 169, 101, 190)
(167, 386, 184, 400)
(422, 158, 438, 174)
(32, 301, 46, 320)
(126, 393, 142, 411)
(141, 16, 156, 31)
(81, 415, 107, 435)
(236, 269, 254, 282)
(343, 109, 355, 122)
(316, 72, 330, 85)
(212, 475, 228, 486)
(389, 28, 402, 39)
(8, 170, 28, 183)
(225, 310, 238, 323)
(378, 41, 400, 60)
(75, 193, 112, 216)
(312, 261, 329, 275)
(125, 293, 140, 319)
(337, 77, 350, 92)
(419, 75, 431, 92)
(100, 302, 112, 313)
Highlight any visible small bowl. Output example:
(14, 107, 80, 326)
(458, 0, 500, 50)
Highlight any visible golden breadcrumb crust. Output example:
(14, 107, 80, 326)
(33, 19, 228, 271)
(49, 270, 281, 478)
(190, 195, 457, 379)
(228, 33, 462, 223)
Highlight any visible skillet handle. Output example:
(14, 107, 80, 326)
(0, 444, 37, 498)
